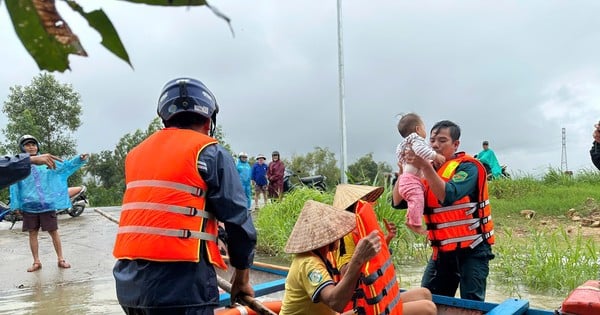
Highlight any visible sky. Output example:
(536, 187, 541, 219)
(1, 0, 600, 178)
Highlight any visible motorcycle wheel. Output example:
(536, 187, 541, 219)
(314, 184, 326, 192)
(68, 205, 85, 217)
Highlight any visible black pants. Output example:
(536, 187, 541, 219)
(421, 242, 495, 301)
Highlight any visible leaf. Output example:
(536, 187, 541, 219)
(66, 1, 132, 68)
(5, 0, 87, 72)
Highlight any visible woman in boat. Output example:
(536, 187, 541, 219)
(332, 184, 437, 315)
(279, 200, 381, 315)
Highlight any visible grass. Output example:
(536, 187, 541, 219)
(254, 168, 600, 298)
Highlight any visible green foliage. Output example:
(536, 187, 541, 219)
(346, 152, 392, 187)
(84, 118, 161, 206)
(494, 227, 598, 297)
(213, 125, 232, 155)
(285, 147, 340, 190)
(254, 188, 333, 258)
(2, 73, 82, 157)
(5, 1, 227, 72)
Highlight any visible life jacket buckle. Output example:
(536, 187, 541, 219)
(180, 229, 192, 238)
(186, 207, 198, 216)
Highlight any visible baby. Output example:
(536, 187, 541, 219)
(396, 113, 445, 234)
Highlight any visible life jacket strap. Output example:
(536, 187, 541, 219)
(117, 225, 218, 242)
(432, 199, 489, 215)
(361, 258, 392, 285)
(127, 180, 206, 197)
(426, 215, 492, 230)
(121, 202, 213, 219)
(364, 276, 398, 305)
(430, 230, 494, 248)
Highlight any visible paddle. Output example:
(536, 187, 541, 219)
(93, 208, 278, 315)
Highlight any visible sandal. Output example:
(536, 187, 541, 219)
(57, 259, 71, 269)
(27, 262, 42, 272)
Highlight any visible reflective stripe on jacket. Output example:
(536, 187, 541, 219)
(351, 200, 402, 315)
(423, 153, 495, 256)
(113, 128, 227, 269)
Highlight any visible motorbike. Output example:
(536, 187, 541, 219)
(0, 185, 88, 229)
(283, 168, 327, 192)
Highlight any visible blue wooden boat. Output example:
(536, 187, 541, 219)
(217, 263, 557, 314)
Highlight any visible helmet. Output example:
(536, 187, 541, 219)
(157, 78, 219, 134)
(272, 151, 280, 156)
(238, 152, 248, 158)
(18, 135, 39, 153)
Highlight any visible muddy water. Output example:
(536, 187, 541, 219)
(0, 207, 564, 314)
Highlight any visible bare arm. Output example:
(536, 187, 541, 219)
(318, 231, 381, 312)
(229, 268, 254, 305)
(30, 153, 62, 169)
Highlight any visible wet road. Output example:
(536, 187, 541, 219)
(0, 207, 122, 314)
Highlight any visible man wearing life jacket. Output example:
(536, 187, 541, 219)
(333, 184, 436, 315)
(393, 120, 495, 302)
(280, 200, 381, 315)
(112, 78, 257, 315)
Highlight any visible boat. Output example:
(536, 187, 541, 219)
(216, 262, 562, 315)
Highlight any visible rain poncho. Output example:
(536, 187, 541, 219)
(476, 148, 502, 179)
(236, 157, 252, 209)
(10, 155, 87, 213)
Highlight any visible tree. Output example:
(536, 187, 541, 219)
(347, 153, 392, 186)
(4, 0, 228, 72)
(2, 72, 82, 157)
(286, 147, 340, 190)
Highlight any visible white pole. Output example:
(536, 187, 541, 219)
(337, 0, 348, 184)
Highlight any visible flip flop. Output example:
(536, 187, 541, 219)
(27, 262, 42, 272)
(57, 259, 71, 269)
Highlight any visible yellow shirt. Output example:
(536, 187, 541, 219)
(336, 233, 356, 270)
(280, 252, 336, 315)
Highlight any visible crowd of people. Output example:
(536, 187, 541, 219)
(2, 78, 600, 315)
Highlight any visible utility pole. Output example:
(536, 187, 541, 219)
(336, 0, 348, 184)
(561, 127, 568, 173)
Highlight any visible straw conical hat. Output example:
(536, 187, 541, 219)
(284, 200, 356, 254)
(333, 184, 384, 210)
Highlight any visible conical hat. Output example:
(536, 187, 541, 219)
(284, 200, 356, 254)
(333, 184, 384, 210)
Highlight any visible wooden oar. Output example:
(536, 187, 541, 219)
(93, 207, 278, 315)
(222, 255, 290, 272)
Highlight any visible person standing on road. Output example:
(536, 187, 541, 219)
(251, 154, 269, 210)
(267, 150, 285, 200)
(236, 152, 252, 209)
(9, 135, 88, 272)
(112, 78, 257, 315)
(591, 121, 600, 170)
(393, 120, 495, 302)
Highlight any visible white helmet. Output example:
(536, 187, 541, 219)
(238, 152, 248, 158)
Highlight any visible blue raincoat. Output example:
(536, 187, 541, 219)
(10, 155, 87, 213)
(236, 157, 252, 209)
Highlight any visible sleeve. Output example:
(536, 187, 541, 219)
(591, 142, 600, 171)
(409, 135, 437, 160)
(199, 144, 257, 269)
(442, 162, 479, 206)
(58, 155, 87, 177)
(9, 183, 22, 210)
(300, 256, 334, 303)
(0, 154, 31, 189)
(337, 233, 355, 269)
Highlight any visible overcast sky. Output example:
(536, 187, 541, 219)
(1, 0, 599, 177)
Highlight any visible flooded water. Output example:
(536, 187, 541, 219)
(0, 207, 565, 314)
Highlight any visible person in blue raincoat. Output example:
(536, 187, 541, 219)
(236, 152, 253, 209)
(476, 141, 502, 179)
(9, 135, 88, 272)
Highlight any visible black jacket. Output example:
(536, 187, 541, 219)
(591, 142, 600, 171)
(0, 153, 31, 189)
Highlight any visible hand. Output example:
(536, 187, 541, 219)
(433, 154, 446, 168)
(404, 149, 428, 169)
(353, 231, 381, 264)
(80, 153, 89, 160)
(383, 219, 397, 244)
(229, 268, 254, 306)
(30, 154, 62, 169)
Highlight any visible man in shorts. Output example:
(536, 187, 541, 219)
(251, 153, 269, 210)
(9, 135, 88, 272)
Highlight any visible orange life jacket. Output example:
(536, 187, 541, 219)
(351, 200, 402, 315)
(423, 153, 495, 259)
(113, 128, 227, 269)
